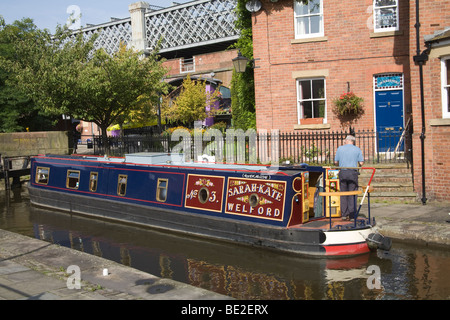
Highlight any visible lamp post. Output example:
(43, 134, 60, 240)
(232, 50, 249, 73)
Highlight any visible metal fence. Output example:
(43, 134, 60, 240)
(93, 129, 412, 165)
(275, 130, 411, 165)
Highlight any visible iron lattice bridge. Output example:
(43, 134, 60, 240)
(78, 0, 239, 55)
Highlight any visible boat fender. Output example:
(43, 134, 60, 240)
(366, 233, 392, 251)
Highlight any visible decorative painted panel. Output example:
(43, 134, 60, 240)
(225, 178, 286, 221)
(185, 174, 225, 212)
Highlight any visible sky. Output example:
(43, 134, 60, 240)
(1, 0, 191, 32)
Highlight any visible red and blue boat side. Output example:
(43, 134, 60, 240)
(28, 153, 387, 257)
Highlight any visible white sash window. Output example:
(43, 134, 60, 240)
(294, 0, 324, 39)
(296, 78, 326, 121)
(373, 0, 399, 32)
(442, 57, 450, 119)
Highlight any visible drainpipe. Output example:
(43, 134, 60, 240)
(413, 0, 430, 205)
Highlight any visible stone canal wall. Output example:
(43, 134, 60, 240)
(0, 131, 69, 157)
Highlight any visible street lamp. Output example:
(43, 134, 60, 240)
(232, 50, 249, 73)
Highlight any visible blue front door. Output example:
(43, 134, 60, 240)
(375, 90, 404, 152)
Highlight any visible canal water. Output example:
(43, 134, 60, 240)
(1, 188, 449, 300)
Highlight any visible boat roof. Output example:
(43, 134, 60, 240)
(124, 152, 271, 171)
(36, 152, 324, 175)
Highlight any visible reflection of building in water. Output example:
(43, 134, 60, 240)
(120, 247, 131, 267)
(226, 265, 289, 300)
(188, 260, 227, 296)
(37, 225, 53, 243)
(92, 241, 102, 258)
(69, 232, 84, 252)
(159, 255, 174, 279)
(188, 260, 296, 300)
(413, 251, 450, 299)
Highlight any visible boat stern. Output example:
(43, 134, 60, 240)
(323, 226, 374, 257)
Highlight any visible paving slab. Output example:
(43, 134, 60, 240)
(0, 229, 232, 300)
(369, 201, 450, 246)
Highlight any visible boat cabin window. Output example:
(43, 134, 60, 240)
(156, 179, 168, 202)
(117, 174, 127, 196)
(66, 170, 80, 189)
(36, 167, 50, 185)
(89, 172, 98, 192)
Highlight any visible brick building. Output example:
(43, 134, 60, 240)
(250, 0, 450, 201)
(252, 0, 410, 131)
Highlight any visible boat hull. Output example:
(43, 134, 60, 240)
(28, 186, 373, 257)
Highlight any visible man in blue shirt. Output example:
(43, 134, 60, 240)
(334, 135, 364, 220)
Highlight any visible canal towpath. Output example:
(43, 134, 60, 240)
(0, 228, 231, 300)
(0, 200, 449, 300)
(369, 201, 450, 247)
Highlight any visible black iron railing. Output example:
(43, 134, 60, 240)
(93, 129, 412, 165)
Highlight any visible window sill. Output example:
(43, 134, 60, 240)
(370, 30, 403, 38)
(294, 123, 331, 130)
(291, 36, 328, 44)
(430, 118, 450, 126)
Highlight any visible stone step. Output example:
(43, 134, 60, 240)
(362, 176, 414, 184)
(358, 162, 416, 201)
(360, 166, 411, 175)
(361, 191, 418, 203)
(369, 185, 414, 192)
(364, 162, 410, 168)
(365, 170, 412, 175)
(360, 175, 414, 185)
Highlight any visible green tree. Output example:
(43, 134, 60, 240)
(0, 17, 59, 132)
(74, 44, 170, 142)
(4, 25, 170, 150)
(163, 75, 221, 127)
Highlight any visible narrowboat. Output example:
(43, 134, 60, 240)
(28, 153, 391, 257)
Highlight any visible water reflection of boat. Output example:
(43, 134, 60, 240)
(29, 153, 390, 257)
(325, 268, 369, 283)
(29, 206, 386, 299)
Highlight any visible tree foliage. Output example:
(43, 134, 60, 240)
(162, 75, 221, 127)
(3, 24, 170, 149)
(230, 0, 256, 130)
(0, 17, 59, 132)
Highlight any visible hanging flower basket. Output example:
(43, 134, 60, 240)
(332, 92, 364, 116)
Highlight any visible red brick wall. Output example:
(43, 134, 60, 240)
(163, 49, 237, 88)
(252, 0, 411, 132)
(409, 0, 450, 202)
